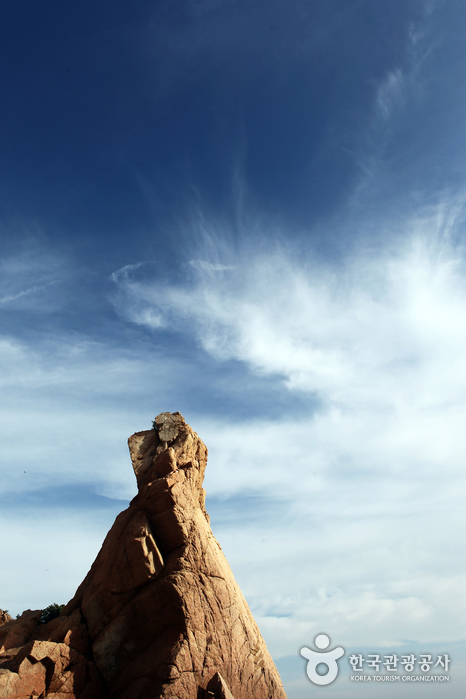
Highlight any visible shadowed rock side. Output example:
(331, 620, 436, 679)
(0, 412, 287, 699)
(0, 614, 12, 628)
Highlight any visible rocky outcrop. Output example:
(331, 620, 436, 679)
(0, 608, 105, 698)
(0, 412, 286, 699)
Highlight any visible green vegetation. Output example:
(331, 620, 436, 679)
(39, 603, 65, 624)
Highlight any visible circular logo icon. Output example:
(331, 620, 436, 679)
(300, 634, 345, 686)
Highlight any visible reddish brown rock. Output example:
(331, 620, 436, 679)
(0, 610, 105, 699)
(0, 412, 287, 699)
(0, 610, 42, 654)
(0, 613, 11, 629)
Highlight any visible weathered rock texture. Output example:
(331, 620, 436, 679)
(0, 608, 104, 698)
(0, 412, 287, 699)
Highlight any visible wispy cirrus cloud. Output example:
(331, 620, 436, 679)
(374, 4, 438, 127)
(188, 259, 236, 273)
(0, 245, 67, 311)
(110, 204, 466, 415)
(374, 68, 406, 122)
(352, 3, 442, 206)
(108, 203, 466, 655)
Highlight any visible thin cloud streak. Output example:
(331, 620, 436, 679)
(188, 259, 236, 273)
(0, 281, 60, 305)
(375, 68, 405, 122)
(0, 247, 67, 310)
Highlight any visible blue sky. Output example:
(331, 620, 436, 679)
(2, 1, 466, 696)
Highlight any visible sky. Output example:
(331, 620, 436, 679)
(1, 0, 466, 696)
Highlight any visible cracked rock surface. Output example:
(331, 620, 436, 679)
(0, 412, 287, 699)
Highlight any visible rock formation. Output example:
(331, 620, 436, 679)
(0, 412, 287, 699)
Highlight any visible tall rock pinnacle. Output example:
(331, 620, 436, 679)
(0, 413, 287, 699)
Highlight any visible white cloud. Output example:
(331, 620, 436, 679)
(188, 259, 236, 273)
(0, 247, 67, 310)
(375, 69, 405, 122)
(110, 213, 466, 420)
(109, 261, 149, 283)
(109, 205, 466, 655)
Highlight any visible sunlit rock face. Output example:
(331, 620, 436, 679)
(0, 413, 287, 699)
